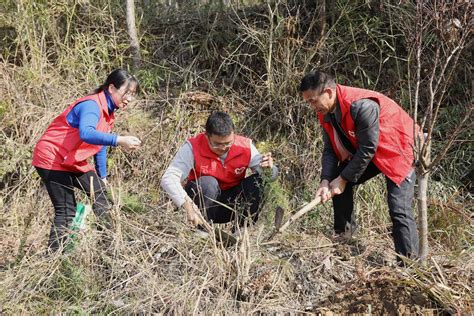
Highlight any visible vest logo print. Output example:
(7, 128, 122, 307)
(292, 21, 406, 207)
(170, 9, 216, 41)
(234, 167, 246, 175)
(318, 84, 416, 185)
(187, 133, 251, 190)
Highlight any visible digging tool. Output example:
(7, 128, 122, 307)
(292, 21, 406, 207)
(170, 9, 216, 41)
(267, 206, 285, 240)
(268, 194, 332, 240)
(212, 226, 237, 247)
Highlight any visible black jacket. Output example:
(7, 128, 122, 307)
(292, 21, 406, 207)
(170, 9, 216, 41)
(321, 98, 380, 183)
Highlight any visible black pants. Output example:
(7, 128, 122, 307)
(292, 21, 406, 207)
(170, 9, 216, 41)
(333, 162, 419, 258)
(185, 174, 263, 227)
(36, 167, 111, 251)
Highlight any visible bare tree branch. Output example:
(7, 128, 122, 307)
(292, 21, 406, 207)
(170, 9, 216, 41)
(429, 104, 473, 170)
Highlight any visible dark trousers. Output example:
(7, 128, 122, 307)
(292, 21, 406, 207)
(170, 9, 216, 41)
(333, 163, 419, 258)
(36, 167, 111, 251)
(185, 174, 263, 227)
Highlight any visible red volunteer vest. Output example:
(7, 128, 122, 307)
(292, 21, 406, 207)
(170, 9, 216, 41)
(32, 91, 115, 173)
(188, 133, 251, 190)
(318, 84, 416, 185)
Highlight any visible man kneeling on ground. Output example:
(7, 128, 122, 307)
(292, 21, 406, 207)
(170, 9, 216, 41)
(161, 111, 278, 232)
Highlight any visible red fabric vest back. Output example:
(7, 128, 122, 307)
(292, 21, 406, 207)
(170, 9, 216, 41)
(188, 133, 251, 190)
(32, 91, 115, 173)
(318, 84, 416, 185)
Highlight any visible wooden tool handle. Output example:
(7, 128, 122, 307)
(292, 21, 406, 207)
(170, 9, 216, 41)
(277, 196, 323, 233)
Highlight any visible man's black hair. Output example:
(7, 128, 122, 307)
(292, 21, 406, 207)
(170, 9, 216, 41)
(299, 70, 336, 93)
(205, 111, 235, 136)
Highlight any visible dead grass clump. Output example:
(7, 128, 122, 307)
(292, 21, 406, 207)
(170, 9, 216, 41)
(1, 0, 473, 314)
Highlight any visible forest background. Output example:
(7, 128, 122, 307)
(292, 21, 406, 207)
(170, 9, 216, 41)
(0, 0, 472, 314)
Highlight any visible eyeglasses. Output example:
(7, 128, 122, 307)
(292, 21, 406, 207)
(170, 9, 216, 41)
(208, 138, 234, 149)
(122, 90, 136, 101)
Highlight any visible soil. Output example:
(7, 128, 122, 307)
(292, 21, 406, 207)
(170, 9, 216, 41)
(314, 277, 437, 314)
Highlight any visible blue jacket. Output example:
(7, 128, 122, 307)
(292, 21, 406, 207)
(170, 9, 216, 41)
(66, 90, 117, 178)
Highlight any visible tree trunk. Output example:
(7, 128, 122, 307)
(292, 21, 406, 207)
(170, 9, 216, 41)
(266, 2, 275, 94)
(319, 0, 326, 38)
(417, 169, 429, 260)
(326, 0, 335, 29)
(126, 0, 141, 69)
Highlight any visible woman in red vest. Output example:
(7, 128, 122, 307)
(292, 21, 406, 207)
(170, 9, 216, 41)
(33, 69, 141, 251)
(300, 70, 419, 261)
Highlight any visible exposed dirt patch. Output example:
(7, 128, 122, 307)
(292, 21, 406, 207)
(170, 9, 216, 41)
(315, 277, 436, 314)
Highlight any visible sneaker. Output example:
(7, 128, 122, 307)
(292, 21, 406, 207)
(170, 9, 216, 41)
(195, 225, 209, 239)
(332, 221, 358, 242)
(343, 221, 358, 240)
(232, 225, 248, 240)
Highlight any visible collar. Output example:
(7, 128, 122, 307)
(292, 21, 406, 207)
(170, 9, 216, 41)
(324, 99, 341, 123)
(104, 89, 117, 114)
(219, 151, 229, 160)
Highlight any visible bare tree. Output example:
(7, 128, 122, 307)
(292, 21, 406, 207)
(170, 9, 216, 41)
(403, 1, 472, 260)
(126, 0, 141, 69)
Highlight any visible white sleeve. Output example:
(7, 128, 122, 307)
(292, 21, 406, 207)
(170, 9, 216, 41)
(160, 142, 195, 207)
(248, 141, 279, 181)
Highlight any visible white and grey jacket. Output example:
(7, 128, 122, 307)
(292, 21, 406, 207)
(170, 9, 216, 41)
(161, 141, 279, 207)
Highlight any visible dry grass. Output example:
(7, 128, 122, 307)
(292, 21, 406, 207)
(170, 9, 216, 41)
(1, 0, 472, 314)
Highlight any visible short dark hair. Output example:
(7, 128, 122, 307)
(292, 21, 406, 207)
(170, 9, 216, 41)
(93, 69, 139, 94)
(205, 111, 235, 136)
(299, 70, 336, 93)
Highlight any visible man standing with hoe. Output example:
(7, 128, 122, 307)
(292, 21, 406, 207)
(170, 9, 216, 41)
(300, 70, 419, 261)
